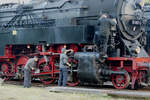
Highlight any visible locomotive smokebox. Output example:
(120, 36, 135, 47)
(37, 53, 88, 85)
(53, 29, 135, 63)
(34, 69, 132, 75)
(74, 52, 100, 84)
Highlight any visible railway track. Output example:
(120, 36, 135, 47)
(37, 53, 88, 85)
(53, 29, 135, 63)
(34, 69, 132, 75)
(3, 80, 150, 99)
(4, 80, 150, 90)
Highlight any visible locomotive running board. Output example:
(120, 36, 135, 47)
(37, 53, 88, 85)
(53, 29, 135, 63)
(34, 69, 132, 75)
(121, 38, 149, 57)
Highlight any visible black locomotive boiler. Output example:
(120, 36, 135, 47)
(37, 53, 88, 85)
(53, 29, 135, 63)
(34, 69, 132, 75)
(0, 0, 149, 89)
(145, 3, 150, 53)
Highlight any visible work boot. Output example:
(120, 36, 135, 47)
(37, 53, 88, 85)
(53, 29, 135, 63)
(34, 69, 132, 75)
(24, 86, 31, 88)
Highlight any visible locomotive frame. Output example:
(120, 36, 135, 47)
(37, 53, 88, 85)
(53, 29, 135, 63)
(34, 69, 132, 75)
(0, 0, 150, 90)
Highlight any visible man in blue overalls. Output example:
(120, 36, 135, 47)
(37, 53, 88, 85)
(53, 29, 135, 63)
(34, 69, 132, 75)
(58, 46, 71, 87)
(24, 56, 38, 88)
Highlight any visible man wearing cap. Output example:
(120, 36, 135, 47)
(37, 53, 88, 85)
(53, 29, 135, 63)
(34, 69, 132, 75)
(24, 56, 38, 88)
(58, 47, 71, 87)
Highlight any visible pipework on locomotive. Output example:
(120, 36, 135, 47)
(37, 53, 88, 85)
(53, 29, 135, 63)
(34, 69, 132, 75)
(0, 0, 150, 89)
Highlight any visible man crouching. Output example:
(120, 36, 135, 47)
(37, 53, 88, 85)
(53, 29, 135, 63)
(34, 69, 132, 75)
(24, 56, 38, 88)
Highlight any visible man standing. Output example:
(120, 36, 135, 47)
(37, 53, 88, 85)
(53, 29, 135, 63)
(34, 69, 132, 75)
(98, 14, 116, 62)
(58, 48, 71, 87)
(24, 56, 38, 88)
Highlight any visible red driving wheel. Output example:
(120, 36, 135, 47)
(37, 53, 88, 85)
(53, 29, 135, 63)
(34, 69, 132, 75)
(39, 77, 54, 85)
(112, 72, 130, 89)
(66, 59, 80, 87)
(1, 63, 11, 81)
(67, 80, 80, 87)
(38, 57, 55, 85)
(1, 64, 8, 73)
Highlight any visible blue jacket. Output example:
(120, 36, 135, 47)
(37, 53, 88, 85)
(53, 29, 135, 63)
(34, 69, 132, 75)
(24, 58, 37, 71)
(59, 53, 68, 68)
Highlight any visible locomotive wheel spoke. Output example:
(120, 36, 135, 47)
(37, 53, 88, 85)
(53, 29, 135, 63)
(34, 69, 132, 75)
(38, 57, 59, 85)
(39, 76, 54, 85)
(67, 69, 80, 86)
(1, 63, 9, 74)
(112, 71, 130, 89)
(38, 63, 55, 85)
(67, 79, 80, 87)
(0, 62, 13, 81)
(66, 59, 80, 87)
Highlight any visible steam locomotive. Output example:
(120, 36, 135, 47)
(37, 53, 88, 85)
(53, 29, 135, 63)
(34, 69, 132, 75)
(145, 3, 150, 53)
(0, 0, 149, 89)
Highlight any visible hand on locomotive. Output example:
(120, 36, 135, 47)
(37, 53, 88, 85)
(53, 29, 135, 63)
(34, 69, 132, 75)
(58, 45, 72, 87)
(24, 56, 39, 88)
(0, 0, 150, 90)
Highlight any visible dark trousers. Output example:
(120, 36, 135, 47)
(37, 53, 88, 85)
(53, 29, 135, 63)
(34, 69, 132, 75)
(24, 69, 31, 87)
(58, 68, 68, 87)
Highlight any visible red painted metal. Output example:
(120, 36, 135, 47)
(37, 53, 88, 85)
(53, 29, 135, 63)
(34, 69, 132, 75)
(67, 80, 80, 87)
(112, 73, 130, 89)
(40, 52, 60, 56)
(0, 44, 78, 86)
(38, 58, 52, 72)
(38, 44, 79, 85)
(43, 65, 50, 72)
(40, 52, 52, 56)
(66, 58, 79, 86)
(37, 44, 80, 86)
(108, 57, 149, 89)
(32, 70, 59, 76)
(23, 44, 80, 86)
(0, 56, 15, 59)
(16, 56, 29, 66)
(49, 56, 59, 77)
(108, 57, 150, 62)
(0, 45, 15, 59)
(38, 58, 47, 67)
(70, 44, 78, 52)
(1, 62, 14, 73)
(48, 46, 55, 52)
(37, 56, 59, 85)
(37, 57, 53, 84)
(138, 71, 146, 84)
(39, 78, 54, 85)
(1, 63, 8, 73)
(131, 71, 138, 89)
(56, 45, 65, 53)
(3, 44, 150, 89)
(36, 45, 42, 52)
(0, 62, 15, 81)
(4, 45, 13, 57)
(16, 56, 29, 73)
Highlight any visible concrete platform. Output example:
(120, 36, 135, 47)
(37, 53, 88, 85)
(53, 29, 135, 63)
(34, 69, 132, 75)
(107, 91, 150, 98)
(46, 86, 150, 98)
(47, 86, 112, 94)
